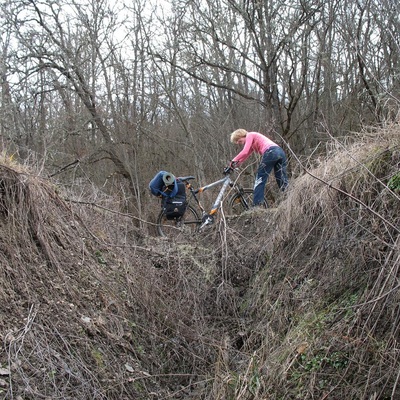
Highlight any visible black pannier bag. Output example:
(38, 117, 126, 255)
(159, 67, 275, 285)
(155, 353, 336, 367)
(162, 179, 187, 219)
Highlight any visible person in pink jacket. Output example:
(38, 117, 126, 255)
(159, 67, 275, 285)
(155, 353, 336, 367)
(229, 129, 288, 206)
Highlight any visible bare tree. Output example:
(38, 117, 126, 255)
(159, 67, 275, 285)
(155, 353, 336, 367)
(148, 0, 400, 154)
(2, 0, 161, 220)
(2, 0, 400, 211)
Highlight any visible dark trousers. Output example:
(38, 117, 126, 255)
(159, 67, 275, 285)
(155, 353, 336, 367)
(253, 146, 288, 206)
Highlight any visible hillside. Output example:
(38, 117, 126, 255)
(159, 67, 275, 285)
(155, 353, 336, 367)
(0, 125, 399, 400)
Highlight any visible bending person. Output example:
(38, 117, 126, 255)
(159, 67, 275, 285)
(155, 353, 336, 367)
(229, 129, 288, 206)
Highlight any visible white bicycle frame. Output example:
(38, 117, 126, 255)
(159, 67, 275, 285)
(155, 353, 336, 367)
(193, 174, 234, 228)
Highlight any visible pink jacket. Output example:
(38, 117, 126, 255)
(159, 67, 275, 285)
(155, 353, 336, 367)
(232, 132, 278, 165)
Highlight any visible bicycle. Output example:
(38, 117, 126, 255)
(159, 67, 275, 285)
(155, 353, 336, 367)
(156, 168, 267, 239)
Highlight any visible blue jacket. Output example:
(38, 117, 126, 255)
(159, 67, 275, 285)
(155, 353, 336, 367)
(149, 171, 178, 197)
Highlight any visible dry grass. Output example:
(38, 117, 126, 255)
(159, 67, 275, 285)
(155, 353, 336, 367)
(0, 125, 399, 399)
(236, 125, 400, 399)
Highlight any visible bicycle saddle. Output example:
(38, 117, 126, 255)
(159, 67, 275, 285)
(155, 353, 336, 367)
(178, 176, 196, 182)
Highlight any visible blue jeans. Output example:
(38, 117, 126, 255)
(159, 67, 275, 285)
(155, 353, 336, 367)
(253, 146, 288, 206)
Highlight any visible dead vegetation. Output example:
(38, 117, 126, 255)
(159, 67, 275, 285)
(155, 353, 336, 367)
(0, 125, 399, 399)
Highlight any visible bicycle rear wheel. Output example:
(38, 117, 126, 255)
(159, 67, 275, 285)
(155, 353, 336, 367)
(228, 188, 267, 215)
(156, 205, 201, 239)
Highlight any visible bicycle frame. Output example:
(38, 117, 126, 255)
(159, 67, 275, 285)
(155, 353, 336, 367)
(186, 172, 237, 229)
(156, 170, 259, 238)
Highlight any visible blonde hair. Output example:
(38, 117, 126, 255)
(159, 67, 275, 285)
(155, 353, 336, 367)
(230, 129, 248, 144)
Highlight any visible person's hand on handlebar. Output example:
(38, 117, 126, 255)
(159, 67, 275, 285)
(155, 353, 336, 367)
(223, 161, 238, 174)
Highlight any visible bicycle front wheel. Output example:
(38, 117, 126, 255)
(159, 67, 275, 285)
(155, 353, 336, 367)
(228, 189, 267, 215)
(156, 205, 201, 239)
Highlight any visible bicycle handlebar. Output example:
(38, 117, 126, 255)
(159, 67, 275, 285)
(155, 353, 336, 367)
(223, 166, 240, 176)
(223, 166, 233, 175)
(223, 161, 239, 176)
